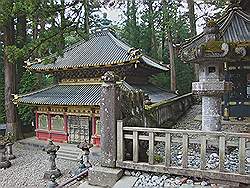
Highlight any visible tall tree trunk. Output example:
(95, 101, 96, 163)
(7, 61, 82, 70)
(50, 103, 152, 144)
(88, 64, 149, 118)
(60, 0, 65, 50)
(16, 13, 27, 139)
(168, 31, 176, 92)
(161, 0, 167, 62)
(148, 0, 157, 57)
(187, 0, 196, 36)
(16, 14, 27, 87)
(187, 0, 199, 81)
(3, 18, 18, 139)
(130, 0, 139, 47)
(0, 42, 5, 123)
(83, 0, 90, 40)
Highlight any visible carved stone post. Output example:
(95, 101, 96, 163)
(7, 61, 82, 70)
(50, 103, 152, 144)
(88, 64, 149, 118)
(43, 140, 61, 179)
(100, 71, 121, 167)
(88, 71, 123, 187)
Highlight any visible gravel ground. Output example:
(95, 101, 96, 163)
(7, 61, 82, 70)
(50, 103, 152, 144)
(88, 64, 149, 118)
(0, 143, 85, 188)
(126, 170, 211, 187)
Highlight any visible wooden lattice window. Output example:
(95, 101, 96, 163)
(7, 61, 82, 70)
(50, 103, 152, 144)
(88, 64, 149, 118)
(38, 114, 48, 130)
(51, 115, 64, 131)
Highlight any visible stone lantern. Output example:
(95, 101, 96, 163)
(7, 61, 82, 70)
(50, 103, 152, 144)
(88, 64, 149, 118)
(181, 20, 235, 131)
(191, 21, 232, 131)
(43, 140, 61, 179)
(77, 140, 93, 168)
(0, 135, 11, 169)
(5, 132, 15, 160)
(71, 140, 93, 177)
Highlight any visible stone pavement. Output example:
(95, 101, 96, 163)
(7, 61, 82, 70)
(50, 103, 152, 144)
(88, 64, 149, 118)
(79, 176, 138, 188)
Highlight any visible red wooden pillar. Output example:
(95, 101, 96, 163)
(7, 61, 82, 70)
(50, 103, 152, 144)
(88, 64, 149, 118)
(92, 115, 96, 135)
(35, 112, 39, 129)
(35, 112, 39, 139)
(48, 113, 51, 139)
(63, 113, 68, 143)
(91, 115, 96, 145)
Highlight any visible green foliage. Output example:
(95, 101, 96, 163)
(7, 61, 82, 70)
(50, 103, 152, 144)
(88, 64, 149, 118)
(17, 71, 39, 125)
(119, 0, 193, 94)
(150, 58, 193, 94)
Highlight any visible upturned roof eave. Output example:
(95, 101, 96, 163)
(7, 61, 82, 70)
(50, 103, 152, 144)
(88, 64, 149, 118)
(180, 5, 250, 53)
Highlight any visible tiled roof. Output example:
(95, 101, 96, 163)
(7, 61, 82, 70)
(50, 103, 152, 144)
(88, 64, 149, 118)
(28, 29, 168, 72)
(131, 84, 177, 103)
(16, 82, 175, 106)
(219, 7, 250, 43)
(17, 84, 102, 106)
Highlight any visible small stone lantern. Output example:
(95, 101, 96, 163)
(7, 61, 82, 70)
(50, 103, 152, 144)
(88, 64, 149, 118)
(77, 140, 93, 168)
(0, 135, 11, 169)
(43, 140, 61, 179)
(71, 140, 93, 177)
(5, 133, 16, 160)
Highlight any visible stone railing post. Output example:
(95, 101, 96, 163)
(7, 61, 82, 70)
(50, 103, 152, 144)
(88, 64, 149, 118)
(100, 71, 121, 167)
(88, 71, 123, 187)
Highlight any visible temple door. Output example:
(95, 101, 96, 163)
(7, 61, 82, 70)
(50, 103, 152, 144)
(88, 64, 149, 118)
(68, 116, 89, 143)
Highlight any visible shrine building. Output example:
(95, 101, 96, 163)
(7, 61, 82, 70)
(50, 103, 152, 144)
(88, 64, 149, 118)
(180, 0, 250, 131)
(14, 29, 173, 145)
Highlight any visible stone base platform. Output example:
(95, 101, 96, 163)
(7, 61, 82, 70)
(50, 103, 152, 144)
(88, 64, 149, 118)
(43, 168, 62, 179)
(79, 176, 138, 188)
(88, 166, 123, 187)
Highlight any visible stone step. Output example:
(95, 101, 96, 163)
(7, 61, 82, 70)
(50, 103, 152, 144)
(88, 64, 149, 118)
(57, 146, 81, 161)
(58, 149, 80, 155)
(57, 153, 78, 161)
(58, 155, 79, 162)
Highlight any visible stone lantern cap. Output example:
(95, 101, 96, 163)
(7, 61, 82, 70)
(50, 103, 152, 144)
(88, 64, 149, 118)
(77, 140, 93, 152)
(101, 71, 120, 83)
(180, 1, 250, 64)
(43, 140, 60, 154)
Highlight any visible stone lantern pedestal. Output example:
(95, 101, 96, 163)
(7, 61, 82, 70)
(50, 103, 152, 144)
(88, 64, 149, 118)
(6, 142, 16, 160)
(192, 70, 232, 131)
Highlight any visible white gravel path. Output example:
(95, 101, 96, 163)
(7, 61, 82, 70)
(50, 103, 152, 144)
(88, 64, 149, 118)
(0, 143, 84, 188)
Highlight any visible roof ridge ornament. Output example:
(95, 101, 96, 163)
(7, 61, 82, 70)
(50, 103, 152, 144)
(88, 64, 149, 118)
(128, 48, 142, 59)
(101, 71, 119, 83)
(235, 46, 247, 57)
(204, 20, 219, 42)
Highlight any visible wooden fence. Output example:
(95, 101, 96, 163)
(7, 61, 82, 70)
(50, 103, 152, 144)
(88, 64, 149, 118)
(116, 120, 250, 184)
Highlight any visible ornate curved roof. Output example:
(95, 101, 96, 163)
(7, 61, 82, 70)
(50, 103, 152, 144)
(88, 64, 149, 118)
(15, 82, 176, 106)
(180, 2, 250, 63)
(27, 29, 168, 72)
